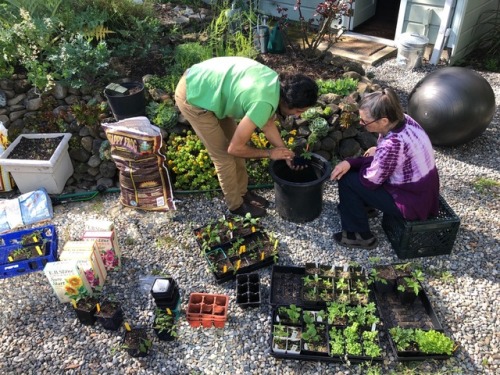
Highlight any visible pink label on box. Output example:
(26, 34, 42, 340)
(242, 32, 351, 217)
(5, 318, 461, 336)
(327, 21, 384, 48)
(83, 230, 121, 271)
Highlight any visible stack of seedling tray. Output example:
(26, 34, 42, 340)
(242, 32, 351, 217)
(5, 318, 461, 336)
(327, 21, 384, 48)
(193, 216, 279, 284)
(269, 263, 456, 362)
(0, 225, 57, 279)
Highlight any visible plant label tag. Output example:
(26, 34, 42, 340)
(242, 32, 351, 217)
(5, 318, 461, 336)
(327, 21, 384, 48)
(290, 330, 299, 340)
(239, 245, 246, 254)
(166, 308, 172, 315)
(343, 264, 349, 272)
(223, 265, 227, 273)
(105, 83, 128, 94)
(371, 322, 376, 331)
(251, 226, 256, 233)
(290, 344, 298, 352)
(96, 303, 101, 312)
(260, 252, 265, 261)
(124, 322, 131, 331)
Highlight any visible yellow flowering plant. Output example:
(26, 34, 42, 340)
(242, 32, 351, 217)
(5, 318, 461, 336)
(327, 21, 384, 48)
(64, 275, 90, 304)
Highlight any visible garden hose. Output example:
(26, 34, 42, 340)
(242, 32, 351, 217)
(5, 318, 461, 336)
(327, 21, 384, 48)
(49, 184, 274, 205)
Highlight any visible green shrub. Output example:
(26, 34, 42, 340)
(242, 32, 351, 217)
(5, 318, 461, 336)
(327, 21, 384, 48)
(166, 131, 219, 191)
(146, 102, 179, 131)
(309, 117, 329, 138)
(172, 42, 212, 75)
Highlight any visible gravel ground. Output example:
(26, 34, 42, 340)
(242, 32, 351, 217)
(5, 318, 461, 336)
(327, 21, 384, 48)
(0, 58, 498, 375)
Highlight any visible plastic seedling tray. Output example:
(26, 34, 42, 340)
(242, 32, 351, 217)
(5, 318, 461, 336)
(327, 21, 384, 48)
(374, 285, 454, 361)
(270, 265, 306, 306)
(206, 232, 277, 284)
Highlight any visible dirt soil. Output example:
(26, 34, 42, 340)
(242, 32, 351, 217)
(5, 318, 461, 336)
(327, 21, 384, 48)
(7, 136, 63, 160)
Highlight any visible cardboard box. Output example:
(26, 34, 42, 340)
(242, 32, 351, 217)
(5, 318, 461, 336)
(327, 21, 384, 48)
(84, 219, 114, 232)
(83, 230, 121, 271)
(60, 240, 107, 292)
(43, 260, 93, 303)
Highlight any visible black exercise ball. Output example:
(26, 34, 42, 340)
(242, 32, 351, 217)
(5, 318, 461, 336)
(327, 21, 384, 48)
(408, 67, 496, 146)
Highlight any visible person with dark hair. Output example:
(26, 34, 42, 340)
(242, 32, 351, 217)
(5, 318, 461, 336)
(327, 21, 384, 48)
(330, 87, 440, 249)
(175, 56, 318, 217)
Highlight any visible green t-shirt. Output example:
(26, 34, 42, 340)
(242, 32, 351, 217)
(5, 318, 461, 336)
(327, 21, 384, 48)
(186, 57, 279, 128)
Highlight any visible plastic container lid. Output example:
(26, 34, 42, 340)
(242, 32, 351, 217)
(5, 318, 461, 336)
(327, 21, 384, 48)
(397, 33, 429, 48)
(152, 278, 170, 293)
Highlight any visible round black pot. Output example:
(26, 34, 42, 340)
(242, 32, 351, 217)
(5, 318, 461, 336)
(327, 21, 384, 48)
(104, 82, 146, 121)
(270, 153, 332, 222)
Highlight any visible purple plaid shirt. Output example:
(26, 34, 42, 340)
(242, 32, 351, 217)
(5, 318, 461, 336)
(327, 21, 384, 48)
(348, 114, 439, 220)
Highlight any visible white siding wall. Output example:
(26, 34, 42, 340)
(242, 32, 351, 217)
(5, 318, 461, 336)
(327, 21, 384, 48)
(449, 0, 498, 63)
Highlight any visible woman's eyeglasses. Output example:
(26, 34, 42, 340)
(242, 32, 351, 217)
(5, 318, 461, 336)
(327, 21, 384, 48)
(359, 118, 380, 126)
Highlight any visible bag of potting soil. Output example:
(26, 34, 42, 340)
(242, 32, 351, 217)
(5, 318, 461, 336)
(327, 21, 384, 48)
(102, 116, 176, 211)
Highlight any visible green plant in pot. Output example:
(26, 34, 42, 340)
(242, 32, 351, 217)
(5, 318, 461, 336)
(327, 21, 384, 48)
(396, 269, 425, 304)
(153, 308, 177, 341)
(121, 326, 152, 358)
(277, 304, 302, 326)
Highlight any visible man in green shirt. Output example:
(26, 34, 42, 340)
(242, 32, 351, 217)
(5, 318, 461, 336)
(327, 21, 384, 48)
(175, 57, 318, 217)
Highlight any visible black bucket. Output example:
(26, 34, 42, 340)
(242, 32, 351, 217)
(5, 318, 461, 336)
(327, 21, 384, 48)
(270, 153, 332, 222)
(104, 82, 146, 120)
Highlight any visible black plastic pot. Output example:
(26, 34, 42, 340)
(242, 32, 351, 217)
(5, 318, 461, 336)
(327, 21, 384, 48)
(151, 277, 180, 309)
(95, 301, 124, 331)
(74, 297, 99, 326)
(270, 153, 332, 222)
(104, 82, 146, 120)
(123, 328, 150, 358)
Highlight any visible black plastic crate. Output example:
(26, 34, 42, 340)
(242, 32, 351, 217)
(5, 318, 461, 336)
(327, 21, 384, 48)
(382, 196, 460, 259)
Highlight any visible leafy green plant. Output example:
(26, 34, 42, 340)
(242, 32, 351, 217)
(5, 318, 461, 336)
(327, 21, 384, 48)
(414, 329, 455, 355)
(166, 131, 219, 191)
(329, 326, 345, 356)
(344, 322, 362, 355)
(316, 77, 359, 96)
(326, 301, 348, 325)
(153, 308, 177, 336)
(473, 177, 500, 195)
(397, 269, 425, 295)
(389, 327, 414, 351)
(172, 42, 212, 76)
(362, 330, 382, 358)
(273, 323, 288, 338)
(278, 304, 302, 325)
(146, 102, 179, 130)
(301, 107, 323, 120)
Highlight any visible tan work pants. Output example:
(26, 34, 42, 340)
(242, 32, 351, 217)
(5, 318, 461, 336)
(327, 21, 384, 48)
(174, 74, 248, 211)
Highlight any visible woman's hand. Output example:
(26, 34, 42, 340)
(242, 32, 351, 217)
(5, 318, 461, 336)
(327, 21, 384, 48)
(330, 160, 351, 181)
(363, 146, 376, 157)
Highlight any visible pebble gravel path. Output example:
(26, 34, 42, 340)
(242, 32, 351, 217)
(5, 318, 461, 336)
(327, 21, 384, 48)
(0, 57, 498, 375)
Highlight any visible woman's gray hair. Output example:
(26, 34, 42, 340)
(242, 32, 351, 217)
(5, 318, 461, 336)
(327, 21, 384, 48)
(359, 87, 405, 123)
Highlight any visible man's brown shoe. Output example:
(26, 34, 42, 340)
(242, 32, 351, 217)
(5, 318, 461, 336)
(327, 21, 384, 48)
(230, 202, 266, 218)
(243, 191, 270, 209)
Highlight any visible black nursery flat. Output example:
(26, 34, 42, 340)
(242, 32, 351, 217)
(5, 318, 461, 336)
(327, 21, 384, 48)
(334, 231, 378, 250)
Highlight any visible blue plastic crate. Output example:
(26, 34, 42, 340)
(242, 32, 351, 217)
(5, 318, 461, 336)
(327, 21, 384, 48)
(0, 225, 58, 279)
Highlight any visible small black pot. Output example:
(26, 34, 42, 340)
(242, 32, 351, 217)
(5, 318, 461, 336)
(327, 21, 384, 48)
(123, 328, 151, 358)
(74, 297, 98, 326)
(95, 301, 124, 331)
(154, 327, 176, 341)
(104, 82, 146, 121)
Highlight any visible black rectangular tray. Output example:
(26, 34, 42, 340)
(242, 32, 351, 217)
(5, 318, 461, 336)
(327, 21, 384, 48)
(269, 306, 383, 363)
(270, 265, 306, 306)
(374, 288, 453, 361)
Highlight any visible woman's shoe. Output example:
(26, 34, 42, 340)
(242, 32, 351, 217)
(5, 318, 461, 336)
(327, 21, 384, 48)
(334, 231, 378, 250)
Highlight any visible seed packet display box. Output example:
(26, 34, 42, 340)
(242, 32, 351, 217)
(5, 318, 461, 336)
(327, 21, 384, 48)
(0, 225, 57, 279)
